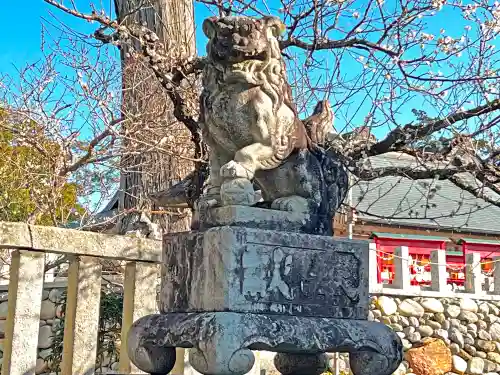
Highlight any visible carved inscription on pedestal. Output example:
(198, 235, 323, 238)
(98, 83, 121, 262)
(232, 243, 367, 319)
(161, 227, 369, 319)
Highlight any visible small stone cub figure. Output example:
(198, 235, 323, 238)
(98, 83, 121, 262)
(198, 15, 348, 235)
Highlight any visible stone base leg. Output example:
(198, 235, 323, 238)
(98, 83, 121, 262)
(274, 353, 329, 375)
(127, 312, 403, 375)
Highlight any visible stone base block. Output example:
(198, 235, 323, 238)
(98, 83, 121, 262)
(161, 226, 369, 319)
(126, 311, 403, 375)
(195, 205, 319, 233)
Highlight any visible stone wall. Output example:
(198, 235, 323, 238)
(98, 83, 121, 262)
(370, 295, 500, 375)
(259, 294, 500, 375)
(0, 285, 121, 375)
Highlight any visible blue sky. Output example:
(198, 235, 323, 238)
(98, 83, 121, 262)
(1, 0, 491, 128)
(0, 1, 211, 74)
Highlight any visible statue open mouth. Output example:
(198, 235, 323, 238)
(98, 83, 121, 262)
(214, 46, 268, 64)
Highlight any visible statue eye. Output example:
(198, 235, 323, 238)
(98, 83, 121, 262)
(232, 33, 241, 43)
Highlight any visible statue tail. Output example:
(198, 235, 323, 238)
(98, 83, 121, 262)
(321, 148, 349, 221)
(309, 146, 349, 235)
(303, 100, 348, 235)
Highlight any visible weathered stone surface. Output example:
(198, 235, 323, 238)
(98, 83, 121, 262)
(399, 300, 425, 318)
(490, 304, 500, 315)
(400, 316, 410, 327)
(486, 314, 498, 324)
(391, 323, 403, 332)
(422, 298, 444, 313)
(220, 179, 264, 207)
(459, 348, 473, 360)
(48, 288, 65, 304)
(448, 343, 460, 355)
(381, 316, 391, 324)
(477, 320, 487, 330)
(446, 305, 461, 319)
(367, 310, 374, 321)
(467, 323, 477, 333)
(60, 256, 102, 375)
(0, 221, 161, 262)
(2, 251, 45, 375)
(435, 313, 446, 324)
(488, 352, 500, 364)
(408, 331, 422, 343)
(467, 357, 485, 374)
(37, 325, 53, 349)
(35, 358, 48, 374)
(452, 355, 467, 374)
(478, 329, 491, 341)
(403, 327, 416, 335)
(419, 325, 434, 337)
(463, 344, 477, 357)
(477, 351, 488, 359)
(485, 359, 498, 372)
(405, 338, 452, 375)
(39, 300, 56, 320)
(463, 334, 475, 345)
(479, 303, 490, 315)
(460, 299, 478, 313)
(427, 320, 442, 330)
(378, 296, 397, 316)
(435, 329, 449, 342)
(198, 205, 323, 235)
(127, 312, 403, 375)
(476, 339, 496, 352)
(449, 328, 464, 348)
(402, 339, 412, 351)
(459, 311, 478, 324)
(274, 353, 328, 375)
(490, 322, 500, 341)
(161, 226, 369, 319)
(0, 301, 8, 319)
(38, 349, 51, 360)
(195, 15, 348, 236)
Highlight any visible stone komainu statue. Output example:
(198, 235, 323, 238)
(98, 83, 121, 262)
(154, 15, 348, 235)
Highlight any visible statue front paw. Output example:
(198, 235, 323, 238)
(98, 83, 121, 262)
(271, 196, 310, 213)
(220, 178, 262, 206)
(220, 160, 253, 180)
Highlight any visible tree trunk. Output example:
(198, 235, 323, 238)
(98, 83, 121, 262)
(114, 0, 196, 237)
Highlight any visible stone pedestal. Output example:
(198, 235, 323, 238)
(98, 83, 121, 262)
(127, 206, 403, 375)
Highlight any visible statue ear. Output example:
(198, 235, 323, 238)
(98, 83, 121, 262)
(202, 17, 217, 38)
(263, 16, 286, 37)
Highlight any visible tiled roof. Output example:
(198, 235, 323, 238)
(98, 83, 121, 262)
(351, 152, 500, 235)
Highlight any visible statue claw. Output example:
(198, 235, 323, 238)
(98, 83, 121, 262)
(271, 196, 310, 213)
(220, 160, 253, 180)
